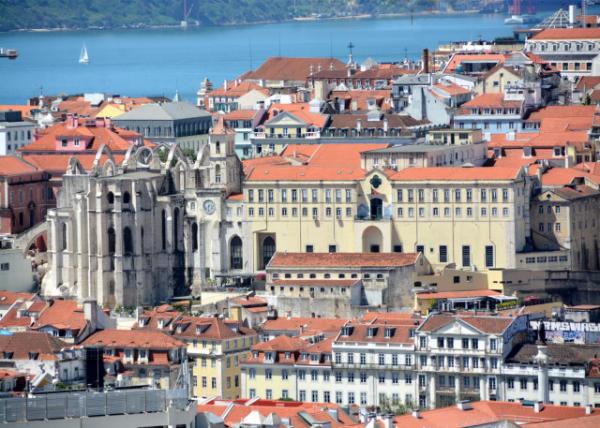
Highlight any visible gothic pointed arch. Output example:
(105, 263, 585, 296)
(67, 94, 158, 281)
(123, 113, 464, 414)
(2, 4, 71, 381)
(66, 157, 86, 176)
(91, 144, 116, 176)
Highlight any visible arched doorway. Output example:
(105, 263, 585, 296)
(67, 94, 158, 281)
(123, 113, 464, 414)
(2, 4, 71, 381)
(362, 226, 383, 253)
(262, 236, 276, 269)
(230, 236, 243, 270)
(370, 197, 383, 220)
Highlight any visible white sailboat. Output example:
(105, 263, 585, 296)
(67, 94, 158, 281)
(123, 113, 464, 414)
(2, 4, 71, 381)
(79, 44, 89, 64)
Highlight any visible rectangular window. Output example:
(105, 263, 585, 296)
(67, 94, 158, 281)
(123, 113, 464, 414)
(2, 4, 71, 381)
(485, 246, 494, 268)
(312, 189, 318, 202)
(397, 189, 403, 202)
(281, 189, 287, 202)
(462, 245, 471, 267)
(439, 245, 447, 263)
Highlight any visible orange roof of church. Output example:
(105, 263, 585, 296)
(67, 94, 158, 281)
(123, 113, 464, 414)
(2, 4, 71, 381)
(390, 166, 522, 181)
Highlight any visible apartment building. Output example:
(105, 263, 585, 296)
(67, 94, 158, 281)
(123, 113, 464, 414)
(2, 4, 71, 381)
(134, 305, 258, 399)
(82, 329, 187, 389)
(241, 313, 532, 410)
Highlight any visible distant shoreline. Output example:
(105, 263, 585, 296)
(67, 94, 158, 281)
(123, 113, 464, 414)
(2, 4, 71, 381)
(3, 9, 496, 34)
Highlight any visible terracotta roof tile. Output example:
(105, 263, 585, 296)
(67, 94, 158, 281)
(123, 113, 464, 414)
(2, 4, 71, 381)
(272, 279, 359, 287)
(393, 400, 589, 428)
(208, 81, 269, 98)
(268, 252, 419, 268)
(336, 322, 416, 344)
(261, 317, 348, 335)
(0, 156, 39, 176)
(529, 28, 600, 40)
(390, 166, 522, 181)
(246, 57, 346, 82)
(32, 299, 88, 332)
(461, 93, 521, 109)
(82, 329, 184, 349)
(444, 53, 507, 73)
(0, 291, 34, 306)
(0, 331, 69, 360)
(418, 314, 514, 334)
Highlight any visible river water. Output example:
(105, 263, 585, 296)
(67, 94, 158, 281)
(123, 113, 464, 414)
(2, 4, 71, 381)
(0, 14, 516, 104)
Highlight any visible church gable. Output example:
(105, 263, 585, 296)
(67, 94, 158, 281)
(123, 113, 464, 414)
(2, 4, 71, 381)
(265, 111, 307, 127)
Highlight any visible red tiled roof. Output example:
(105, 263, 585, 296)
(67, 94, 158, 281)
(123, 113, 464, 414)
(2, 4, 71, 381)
(223, 109, 262, 121)
(268, 252, 419, 268)
(82, 329, 185, 349)
(253, 335, 308, 352)
(32, 299, 87, 332)
(444, 53, 507, 73)
(336, 322, 415, 344)
(21, 122, 140, 153)
(230, 295, 268, 307)
(264, 103, 328, 129)
(575, 76, 600, 91)
(393, 400, 590, 428)
(527, 105, 596, 121)
(199, 399, 354, 428)
(0, 156, 39, 176)
(226, 193, 243, 201)
(0, 105, 37, 118)
(418, 314, 514, 334)
(432, 82, 472, 97)
(261, 317, 348, 335)
(529, 28, 600, 40)
(22, 154, 125, 174)
(391, 166, 522, 181)
(0, 331, 68, 360)
(0, 291, 34, 306)
(461, 93, 521, 109)
(246, 57, 346, 82)
(541, 166, 600, 187)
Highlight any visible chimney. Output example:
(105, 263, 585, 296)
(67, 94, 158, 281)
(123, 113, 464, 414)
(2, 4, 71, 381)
(422, 48, 430, 74)
(224, 79, 228, 91)
(586, 404, 593, 415)
(534, 401, 544, 413)
(66, 114, 78, 129)
(411, 409, 420, 419)
(83, 299, 98, 333)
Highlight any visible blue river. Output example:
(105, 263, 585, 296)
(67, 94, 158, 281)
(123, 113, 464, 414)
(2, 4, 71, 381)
(0, 14, 520, 104)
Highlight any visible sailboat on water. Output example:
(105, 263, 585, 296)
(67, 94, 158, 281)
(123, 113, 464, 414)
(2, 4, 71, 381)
(79, 44, 89, 64)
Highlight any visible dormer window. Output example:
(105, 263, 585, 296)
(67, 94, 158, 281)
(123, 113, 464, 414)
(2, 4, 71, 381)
(61, 139, 68, 147)
(301, 352, 308, 359)
(523, 147, 532, 158)
(3, 351, 13, 359)
(158, 319, 166, 329)
(139, 350, 147, 359)
(285, 352, 291, 359)
(253, 351, 259, 358)
(73, 138, 80, 147)
(367, 327, 377, 338)
(311, 354, 319, 361)
(125, 349, 133, 359)
(265, 352, 273, 360)
(28, 352, 39, 360)
(384, 327, 395, 338)
(493, 148, 502, 158)
(341, 326, 353, 336)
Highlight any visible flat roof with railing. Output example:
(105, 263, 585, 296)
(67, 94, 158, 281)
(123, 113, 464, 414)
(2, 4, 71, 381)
(0, 389, 190, 424)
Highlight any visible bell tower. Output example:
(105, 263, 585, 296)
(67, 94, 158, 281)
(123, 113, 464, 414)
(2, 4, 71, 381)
(208, 116, 241, 195)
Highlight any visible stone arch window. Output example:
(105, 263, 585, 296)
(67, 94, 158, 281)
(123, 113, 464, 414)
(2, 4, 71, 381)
(262, 236, 276, 269)
(107, 192, 114, 205)
(161, 209, 167, 251)
(215, 165, 221, 184)
(230, 236, 243, 269)
(107, 227, 116, 255)
(173, 208, 180, 251)
(192, 222, 199, 252)
(61, 223, 67, 251)
(216, 141, 221, 154)
(123, 227, 133, 255)
(122, 191, 131, 204)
